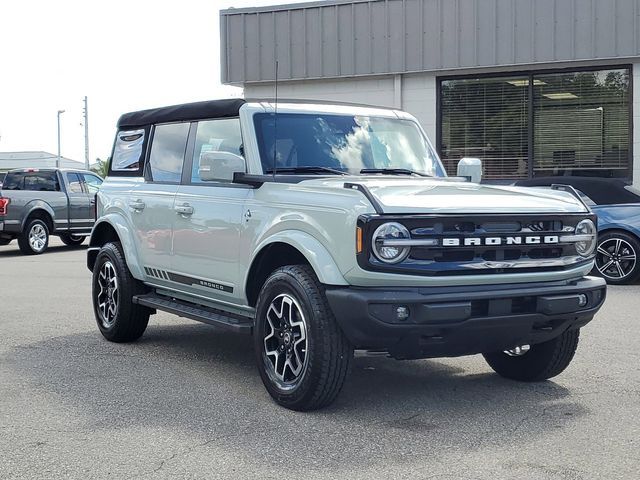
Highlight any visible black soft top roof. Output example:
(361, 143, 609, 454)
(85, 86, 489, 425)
(515, 176, 640, 205)
(117, 99, 246, 129)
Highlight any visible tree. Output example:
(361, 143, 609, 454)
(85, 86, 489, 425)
(91, 157, 110, 178)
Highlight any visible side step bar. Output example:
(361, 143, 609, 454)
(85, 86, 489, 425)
(133, 293, 253, 334)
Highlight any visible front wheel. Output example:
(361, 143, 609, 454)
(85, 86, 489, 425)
(483, 329, 580, 382)
(254, 265, 353, 411)
(60, 233, 85, 247)
(92, 241, 150, 342)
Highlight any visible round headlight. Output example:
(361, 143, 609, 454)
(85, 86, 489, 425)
(575, 219, 597, 257)
(372, 222, 411, 264)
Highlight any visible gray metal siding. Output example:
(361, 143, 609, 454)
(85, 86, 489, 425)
(221, 0, 640, 84)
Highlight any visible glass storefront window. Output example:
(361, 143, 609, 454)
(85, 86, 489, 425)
(439, 67, 631, 181)
(440, 75, 529, 180)
(533, 69, 630, 178)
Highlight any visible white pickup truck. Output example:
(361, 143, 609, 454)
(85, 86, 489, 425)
(88, 99, 606, 411)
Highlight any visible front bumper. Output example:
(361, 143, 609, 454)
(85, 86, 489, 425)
(325, 276, 606, 359)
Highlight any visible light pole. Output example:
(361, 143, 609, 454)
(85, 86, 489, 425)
(56, 109, 65, 168)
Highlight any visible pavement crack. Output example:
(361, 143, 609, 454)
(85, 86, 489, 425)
(150, 438, 216, 475)
(512, 405, 554, 434)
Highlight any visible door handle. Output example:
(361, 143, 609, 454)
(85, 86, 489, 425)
(129, 199, 146, 212)
(174, 203, 194, 216)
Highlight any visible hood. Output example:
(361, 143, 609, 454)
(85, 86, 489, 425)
(299, 176, 588, 214)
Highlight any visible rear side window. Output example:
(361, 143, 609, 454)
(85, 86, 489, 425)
(2, 172, 59, 191)
(112, 129, 146, 172)
(66, 173, 84, 193)
(147, 123, 190, 183)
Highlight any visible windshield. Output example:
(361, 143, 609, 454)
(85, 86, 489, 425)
(254, 113, 445, 177)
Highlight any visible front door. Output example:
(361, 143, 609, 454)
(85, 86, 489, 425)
(170, 117, 249, 304)
(64, 172, 93, 233)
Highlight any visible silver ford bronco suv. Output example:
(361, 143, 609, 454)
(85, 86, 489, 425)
(88, 99, 606, 411)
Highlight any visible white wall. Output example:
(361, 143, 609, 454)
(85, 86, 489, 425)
(243, 73, 439, 144)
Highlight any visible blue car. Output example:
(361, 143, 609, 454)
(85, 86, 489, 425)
(516, 177, 640, 284)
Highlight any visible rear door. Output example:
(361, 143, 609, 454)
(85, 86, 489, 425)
(129, 122, 190, 280)
(171, 118, 250, 304)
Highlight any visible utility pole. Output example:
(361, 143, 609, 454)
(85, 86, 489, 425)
(57, 110, 65, 168)
(82, 96, 89, 170)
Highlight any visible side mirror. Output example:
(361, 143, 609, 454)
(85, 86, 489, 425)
(198, 151, 246, 182)
(457, 157, 482, 183)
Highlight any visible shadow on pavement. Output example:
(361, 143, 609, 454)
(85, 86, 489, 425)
(4, 320, 588, 470)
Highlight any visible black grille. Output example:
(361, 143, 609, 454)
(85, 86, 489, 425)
(357, 213, 595, 277)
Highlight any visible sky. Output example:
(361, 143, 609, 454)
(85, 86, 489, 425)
(0, 0, 311, 165)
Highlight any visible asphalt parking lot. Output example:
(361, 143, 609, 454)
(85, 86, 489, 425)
(1, 238, 639, 479)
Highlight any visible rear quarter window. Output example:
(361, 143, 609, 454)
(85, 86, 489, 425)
(2, 172, 59, 191)
(109, 128, 148, 176)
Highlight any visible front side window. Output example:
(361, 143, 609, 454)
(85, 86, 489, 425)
(254, 113, 444, 177)
(147, 123, 190, 183)
(112, 129, 145, 171)
(191, 118, 243, 183)
(66, 173, 83, 193)
(81, 173, 103, 194)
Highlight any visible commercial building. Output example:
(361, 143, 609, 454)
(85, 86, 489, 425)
(220, 0, 640, 185)
(0, 151, 84, 173)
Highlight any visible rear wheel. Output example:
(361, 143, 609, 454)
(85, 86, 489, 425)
(60, 233, 85, 247)
(18, 219, 49, 255)
(92, 241, 150, 342)
(254, 265, 353, 411)
(594, 231, 640, 285)
(483, 329, 580, 382)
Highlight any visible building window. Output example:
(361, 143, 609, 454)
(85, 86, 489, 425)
(439, 67, 631, 181)
(440, 75, 529, 180)
(533, 69, 630, 178)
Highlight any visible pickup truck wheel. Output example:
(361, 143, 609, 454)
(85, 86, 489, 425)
(483, 329, 580, 382)
(60, 233, 85, 246)
(92, 241, 150, 342)
(254, 265, 353, 411)
(18, 219, 49, 255)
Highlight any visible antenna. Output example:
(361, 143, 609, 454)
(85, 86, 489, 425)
(272, 60, 279, 181)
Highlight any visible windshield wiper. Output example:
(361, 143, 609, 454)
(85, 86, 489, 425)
(360, 168, 430, 177)
(265, 166, 348, 175)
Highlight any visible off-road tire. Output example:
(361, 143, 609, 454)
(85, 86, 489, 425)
(483, 329, 580, 382)
(254, 265, 353, 411)
(92, 241, 150, 342)
(60, 233, 85, 247)
(18, 219, 49, 255)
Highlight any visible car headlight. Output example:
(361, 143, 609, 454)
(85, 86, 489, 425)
(372, 222, 411, 264)
(574, 219, 597, 257)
